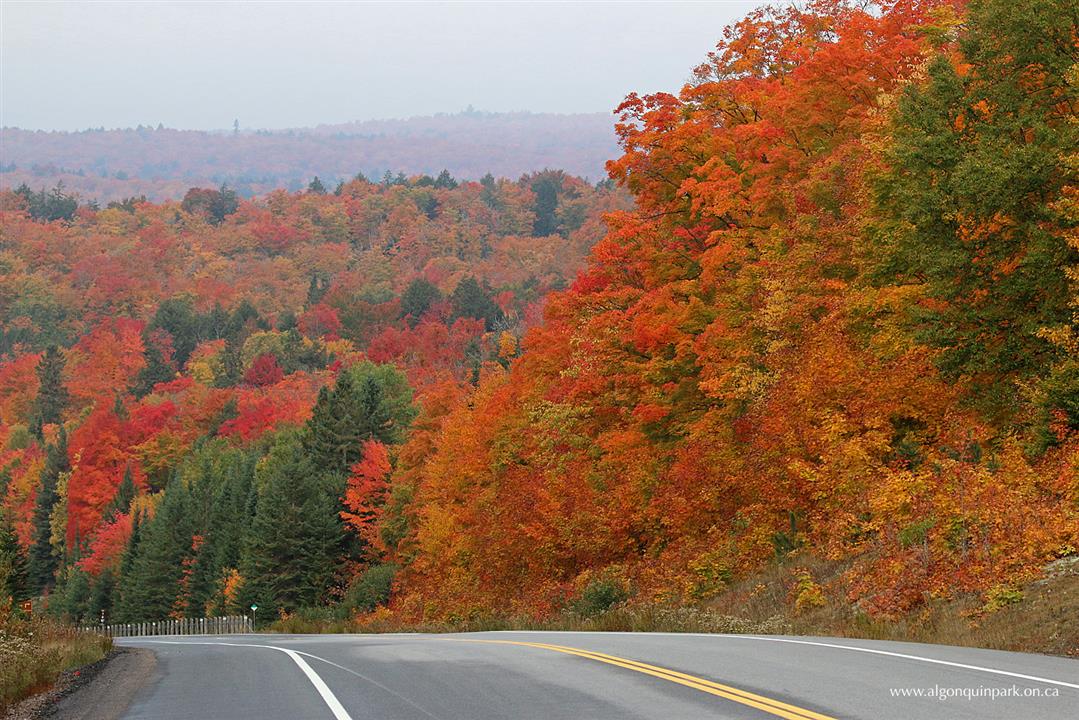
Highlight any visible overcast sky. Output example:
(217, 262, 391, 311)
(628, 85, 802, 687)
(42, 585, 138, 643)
(1, 0, 761, 131)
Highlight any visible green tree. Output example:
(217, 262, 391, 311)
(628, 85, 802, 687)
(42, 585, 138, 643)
(87, 567, 116, 624)
(27, 430, 68, 594)
(149, 298, 201, 367)
(121, 479, 195, 621)
(434, 169, 458, 189)
(113, 511, 143, 622)
(303, 363, 415, 475)
(239, 433, 341, 617)
(450, 276, 503, 330)
(872, 0, 1077, 413)
(33, 345, 68, 428)
(529, 171, 563, 237)
(0, 518, 27, 602)
(133, 334, 177, 396)
(102, 466, 136, 523)
(399, 277, 441, 326)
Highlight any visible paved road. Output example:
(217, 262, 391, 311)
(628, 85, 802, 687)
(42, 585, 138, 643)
(116, 632, 1078, 719)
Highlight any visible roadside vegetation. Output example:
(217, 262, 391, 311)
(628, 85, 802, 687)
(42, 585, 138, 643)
(270, 554, 1079, 658)
(0, 602, 112, 714)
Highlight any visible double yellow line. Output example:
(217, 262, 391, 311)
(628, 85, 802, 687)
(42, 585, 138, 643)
(452, 639, 834, 720)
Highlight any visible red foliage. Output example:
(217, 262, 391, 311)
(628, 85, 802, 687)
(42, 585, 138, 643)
(341, 440, 392, 547)
(298, 303, 342, 339)
(243, 353, 284, 387)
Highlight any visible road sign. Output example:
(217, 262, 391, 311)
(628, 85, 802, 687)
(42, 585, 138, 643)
(20, 599, 32, 615)
(250, 604, 258, 611)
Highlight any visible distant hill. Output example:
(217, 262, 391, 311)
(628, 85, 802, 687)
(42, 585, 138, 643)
(0, 111, 620, 202)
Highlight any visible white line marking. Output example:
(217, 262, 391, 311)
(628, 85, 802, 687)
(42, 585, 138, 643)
(496, 631, 1079, 690)
(724, 635, 1079, 691)
(291, 650, 443, 720)
(138, 641, 352, 720)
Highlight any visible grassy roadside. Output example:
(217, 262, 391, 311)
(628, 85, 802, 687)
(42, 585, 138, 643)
(270, 557, 1079, 658)
(0, 606, 112, 715)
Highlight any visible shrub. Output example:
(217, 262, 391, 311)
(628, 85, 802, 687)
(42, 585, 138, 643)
(342, 564, 397, 615)
(570, 572, 632, 617)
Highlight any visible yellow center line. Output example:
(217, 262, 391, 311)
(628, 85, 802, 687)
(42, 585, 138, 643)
(446, 638, 835, 720)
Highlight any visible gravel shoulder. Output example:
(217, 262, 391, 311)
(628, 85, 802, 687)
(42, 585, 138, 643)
(4, 648, 157, 720)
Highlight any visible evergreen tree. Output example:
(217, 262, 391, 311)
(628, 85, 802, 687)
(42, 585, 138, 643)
(450, 276, 504, 330)
(113, 511, 142, 622)
(873, 0, 1077, 411)
(27, 430, 68, 594)
(433, 169, 458, 190)
(239, 433, 341, 618)
(530, 171, 562, 237)
(133, 335, 176, 396)
(149, 298, 201, 367)
(306, 275, 330, 307)
(102, 466, 136, 523)
(87, 567, 116, 624)
(121, 480, 195, 621)
(399, 278, 441, 326)
(0, 518, 27, 602)
(33, 345, 68, 429)
(303, 365, 415, 475)
(307, 176, 327, 194)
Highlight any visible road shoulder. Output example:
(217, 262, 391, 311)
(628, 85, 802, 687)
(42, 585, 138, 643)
(4, 648, 157, 720)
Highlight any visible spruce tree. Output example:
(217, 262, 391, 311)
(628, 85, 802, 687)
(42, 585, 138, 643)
(240, 434, 341, 618)
(33, 345, 68, 429)
(0, 518, 27, 602)
(113, 511, 142, 622)
(133, 336, 176, 396)
(27, 430, 69, 594)
(450, 276, 503, 330)
(122, 480, 194, 621)
(102, 466, 136, 523)
(87, 567, 116, 624)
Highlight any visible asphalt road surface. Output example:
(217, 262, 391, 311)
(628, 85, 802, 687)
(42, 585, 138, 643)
(115, 632, 1078, 720)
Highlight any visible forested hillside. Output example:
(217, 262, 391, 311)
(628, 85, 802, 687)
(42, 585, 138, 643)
(0, 170, 627, 620)
(0, 111, 619, 202)
(383, 0, 1078, 621)
(1, 0, 1076, 631)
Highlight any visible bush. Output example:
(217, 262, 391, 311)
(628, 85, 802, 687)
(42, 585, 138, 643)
(342, 564, 397, 615)
(570, 574, 632, 617)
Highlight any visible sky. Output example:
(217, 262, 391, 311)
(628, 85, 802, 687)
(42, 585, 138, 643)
(0, 0, 762, 131)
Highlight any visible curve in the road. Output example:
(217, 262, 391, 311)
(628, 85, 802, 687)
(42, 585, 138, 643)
(450, 638, 833, 720)
(144, 641, 354, 720)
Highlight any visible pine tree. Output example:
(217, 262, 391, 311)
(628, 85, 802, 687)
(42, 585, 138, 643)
(33, 345, 68, 429)
(53, 565, 91, 624)
(87, 567, 116, 624)
(27, 430, 68, 594)
(399, 278, 441, 327)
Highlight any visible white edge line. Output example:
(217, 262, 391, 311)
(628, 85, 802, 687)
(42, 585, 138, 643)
(494, 631, 1079, 691)
(138, 641, 352, 720)
(725, 635, 1079, 691)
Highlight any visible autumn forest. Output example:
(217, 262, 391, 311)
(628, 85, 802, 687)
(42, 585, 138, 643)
(0, 0, 1076, 634)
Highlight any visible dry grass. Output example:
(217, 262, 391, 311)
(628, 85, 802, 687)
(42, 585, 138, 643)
(269, 555, 1079, 657)
(701, 554, 1079, 657)
(0, 607, 112, 714)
